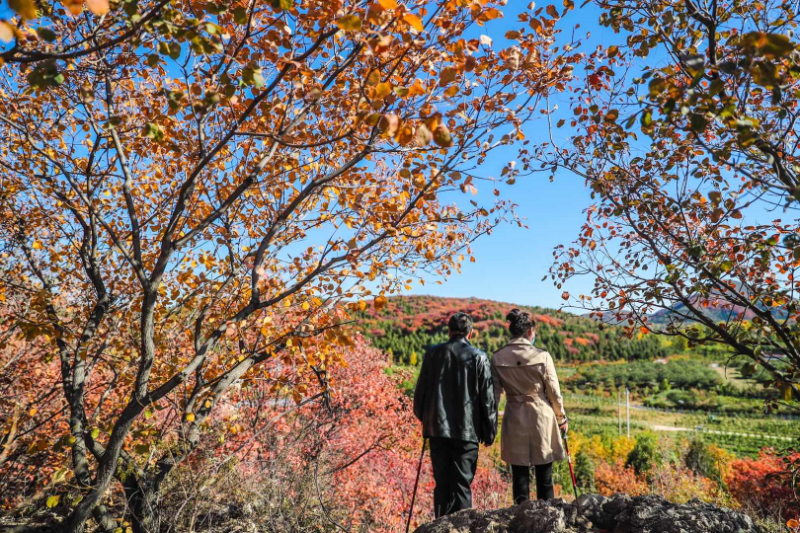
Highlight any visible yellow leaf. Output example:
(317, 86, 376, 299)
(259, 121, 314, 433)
(32, 241, 43, 250)
(374, 295, 388, 310)
(302, 301, 310, 310)
(86, 0, 109, 15)
(378, 0, 398, 8)
(403, 13, 423, 32)
(336, 14, 362, 31)
(185, 413, 195, 422)
(0, 22, 14, 43)
(28, 408, 37, 417)
(374, 81, 392, 99)
(46, 495, 60, 508)
(9, 0, 37, 19)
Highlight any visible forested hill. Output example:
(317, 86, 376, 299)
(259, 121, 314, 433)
(358, 296, 666, 365)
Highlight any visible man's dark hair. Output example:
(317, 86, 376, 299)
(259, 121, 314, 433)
(448, 312, 473, 338)
(506, 308, 535, 337)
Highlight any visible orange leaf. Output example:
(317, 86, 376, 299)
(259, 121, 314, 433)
(86, 0, 110, 15)
(403, 13, 423, 32)
(63, 0, 84, 16)
(377, 0, 398, 9)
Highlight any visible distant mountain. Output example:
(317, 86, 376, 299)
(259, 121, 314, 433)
(358, 296, 667, 364)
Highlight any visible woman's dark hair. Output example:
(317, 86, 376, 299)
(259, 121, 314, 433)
(506, 308, 535, 337)
(448, 312, 474, 338)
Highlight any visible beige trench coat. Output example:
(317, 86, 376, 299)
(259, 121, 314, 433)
(491, 337, 567, 466)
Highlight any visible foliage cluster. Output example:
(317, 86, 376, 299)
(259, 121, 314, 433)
(360, 296, 667, 364)
(568, 360, 721, 392)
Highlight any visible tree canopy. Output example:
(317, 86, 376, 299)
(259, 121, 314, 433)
(0, 0, 578, 531)
(542, 0, 800, 406)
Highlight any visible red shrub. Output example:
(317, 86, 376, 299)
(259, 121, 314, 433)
(726, 450, 800, 521)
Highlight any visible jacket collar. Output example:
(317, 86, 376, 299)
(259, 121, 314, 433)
(508, 336, 532, 346)
(449, 336, 472, 346)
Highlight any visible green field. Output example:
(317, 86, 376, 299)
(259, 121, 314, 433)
(563, 393, 798, 458)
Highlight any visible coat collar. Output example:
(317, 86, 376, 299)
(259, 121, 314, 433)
(508, 336, 532, 346)
(449, 336, 472, 346)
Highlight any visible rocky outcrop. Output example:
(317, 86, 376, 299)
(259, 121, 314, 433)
(414, 494, 763, 533)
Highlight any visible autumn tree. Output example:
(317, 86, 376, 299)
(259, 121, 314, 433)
(540, 0, 800, 404)
(0, 0, 577, 531)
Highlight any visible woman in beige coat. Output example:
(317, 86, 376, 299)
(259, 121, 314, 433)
(491, 309, 568, 503)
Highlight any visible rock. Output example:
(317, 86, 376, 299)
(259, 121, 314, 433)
(413, 494, 763, 533)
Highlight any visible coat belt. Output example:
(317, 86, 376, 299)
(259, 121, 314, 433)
(506, 394, 538, 403)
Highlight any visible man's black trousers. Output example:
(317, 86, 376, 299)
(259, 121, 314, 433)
(511, 462, 554, 504)
(429, 437, 479, 517)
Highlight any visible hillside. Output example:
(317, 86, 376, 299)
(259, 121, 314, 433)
(359, 296, 666, 364)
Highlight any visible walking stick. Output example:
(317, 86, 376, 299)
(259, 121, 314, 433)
(405, 438, 427, 533)
(562, 427, 579, 499)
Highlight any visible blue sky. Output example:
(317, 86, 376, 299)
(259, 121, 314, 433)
(407, 2, 616, 309)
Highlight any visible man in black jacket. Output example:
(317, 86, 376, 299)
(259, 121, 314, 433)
(413, 312, 497, 518)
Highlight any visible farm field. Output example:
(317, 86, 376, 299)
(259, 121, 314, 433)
(562, 394, 798, 458)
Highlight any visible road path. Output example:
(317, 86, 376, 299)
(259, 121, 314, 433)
(650, 424, 794, 441)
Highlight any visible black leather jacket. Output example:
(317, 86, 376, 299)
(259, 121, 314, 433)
(413, 337, 497, 445)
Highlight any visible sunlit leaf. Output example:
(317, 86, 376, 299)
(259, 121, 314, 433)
(337, 14, 362, 31)
(86, 0, 110, 16)
(403, 13, 423, 32)
(0, 22, 14, 43)
(9, 0, 37, 20)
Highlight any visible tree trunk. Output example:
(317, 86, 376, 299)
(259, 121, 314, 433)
(124, 476, 161, 533)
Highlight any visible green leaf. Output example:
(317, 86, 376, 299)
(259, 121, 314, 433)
(27, 60, 64, 89)
(336, 14, 362, 31)
(268, 0, 292, 11)
(741, 362, 757, 377)
(232, 6, 248, 24)
(143, 123, 164, 141)
(689, 113, 707, 133)
(37, 27, 57, 42)
(242, 66, 265, 88)
(134, 443, 150, 454)
(90, 428, 100, 439)
(760, 33, 795, 58)
(648, 78, 666, 96)
(46, 495, 60, 508)
(641, 109, 652, 127)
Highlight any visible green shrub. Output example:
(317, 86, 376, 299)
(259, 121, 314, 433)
(684, 438, 722, 483)
(626, 431, 661, 477)
(574, 451, 596, 493)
